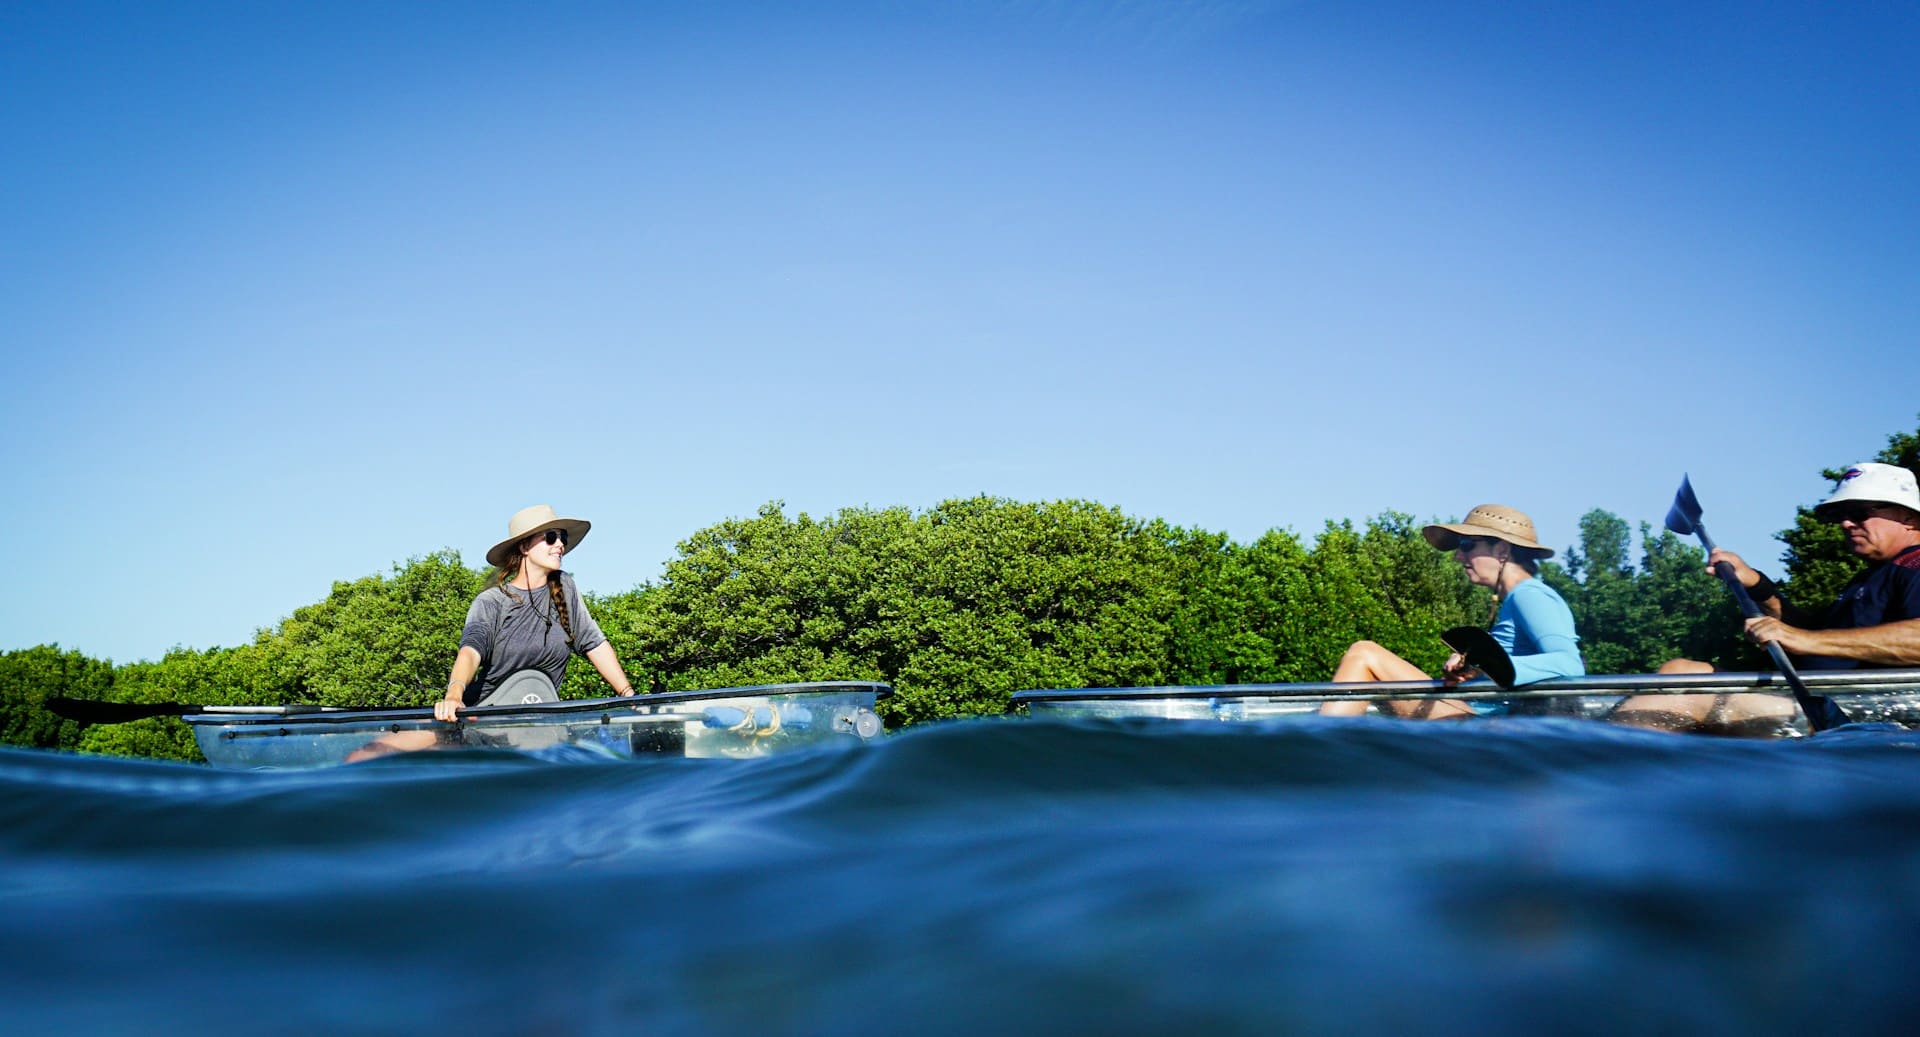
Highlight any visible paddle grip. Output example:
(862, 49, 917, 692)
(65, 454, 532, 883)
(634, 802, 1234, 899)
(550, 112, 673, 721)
(1695, 520, 1766, 619)
(1712, 561, 1766, 620)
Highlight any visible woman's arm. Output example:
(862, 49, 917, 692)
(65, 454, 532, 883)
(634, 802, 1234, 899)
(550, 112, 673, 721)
(435, 645, 483, 721)
(1508, 584, 1585, 683)
(559, 575, 629, 694)
(584, 641, 635, 696)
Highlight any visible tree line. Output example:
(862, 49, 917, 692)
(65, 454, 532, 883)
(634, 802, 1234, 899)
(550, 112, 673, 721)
(6, 419, 1915, 762)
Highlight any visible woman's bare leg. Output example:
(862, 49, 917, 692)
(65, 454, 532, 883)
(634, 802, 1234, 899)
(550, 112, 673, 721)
(344, 729, 440, 762)
(1321, 641, 1434, 717)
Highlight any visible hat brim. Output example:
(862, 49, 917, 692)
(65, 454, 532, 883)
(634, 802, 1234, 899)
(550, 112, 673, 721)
(1814, 487, 1920, 522)
(1422, 522, 1553, 557)
(1814, 499, 1920, 524)
(486, 518, 592, 568)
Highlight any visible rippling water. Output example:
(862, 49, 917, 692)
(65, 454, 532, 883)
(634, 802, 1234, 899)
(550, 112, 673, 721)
(5, 716, 1920, 1035)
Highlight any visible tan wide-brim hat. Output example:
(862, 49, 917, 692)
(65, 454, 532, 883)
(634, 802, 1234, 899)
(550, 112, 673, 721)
(1422, 504, 1553, 557)
(486, 504, 592, 568)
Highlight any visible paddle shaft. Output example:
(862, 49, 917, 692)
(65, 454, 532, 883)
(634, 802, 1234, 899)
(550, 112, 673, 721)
(45, 697, 338, 724)
(1688, 519, 1834, 731)
(45, 681, 464, 724)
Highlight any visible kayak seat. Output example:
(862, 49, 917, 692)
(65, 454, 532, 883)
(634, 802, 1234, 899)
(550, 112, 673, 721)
(474, 670, 559, 708)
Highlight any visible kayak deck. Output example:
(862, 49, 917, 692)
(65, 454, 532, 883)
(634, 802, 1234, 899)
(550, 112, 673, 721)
(185, 681, 890, 768)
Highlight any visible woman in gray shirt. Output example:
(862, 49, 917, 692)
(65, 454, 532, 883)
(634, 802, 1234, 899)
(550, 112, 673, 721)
(434, 505, 637, 721)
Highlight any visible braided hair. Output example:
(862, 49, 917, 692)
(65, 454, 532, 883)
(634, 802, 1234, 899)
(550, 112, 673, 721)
(545, 570, 575, 647)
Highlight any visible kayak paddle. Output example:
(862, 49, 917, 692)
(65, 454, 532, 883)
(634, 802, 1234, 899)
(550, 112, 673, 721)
(44, 697, 336, 724)
(1441, 626, 1517, 689)
(1665, 474, 1834, 731)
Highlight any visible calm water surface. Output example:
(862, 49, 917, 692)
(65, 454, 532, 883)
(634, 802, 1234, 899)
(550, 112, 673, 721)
(4, 716, 1919, 1035)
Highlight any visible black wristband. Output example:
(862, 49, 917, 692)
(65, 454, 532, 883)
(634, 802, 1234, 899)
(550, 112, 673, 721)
(1748, 572, 1778, 601)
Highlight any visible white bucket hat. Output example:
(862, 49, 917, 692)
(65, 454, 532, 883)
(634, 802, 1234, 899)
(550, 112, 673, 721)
(486, 504, 592, 568)
(1814, 462, 1920, 521)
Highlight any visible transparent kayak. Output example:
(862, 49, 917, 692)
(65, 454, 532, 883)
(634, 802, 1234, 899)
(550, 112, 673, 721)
(184, 681, 890, 768)
(1010, 669, 1920, 738)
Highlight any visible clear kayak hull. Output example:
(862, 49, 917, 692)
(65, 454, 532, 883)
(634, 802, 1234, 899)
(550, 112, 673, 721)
(185, 681, 890, 768)
(1010, 669, 1920, 738)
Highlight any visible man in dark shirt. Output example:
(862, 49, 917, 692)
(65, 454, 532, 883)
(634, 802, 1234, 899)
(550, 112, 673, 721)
(1715, 461, 1920, 666)
(1616, 462, 1920, 732)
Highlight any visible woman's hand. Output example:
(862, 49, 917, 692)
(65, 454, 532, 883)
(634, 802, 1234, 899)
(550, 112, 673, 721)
(1440, 651, 1482, 686)
(440, 648, 481, 723)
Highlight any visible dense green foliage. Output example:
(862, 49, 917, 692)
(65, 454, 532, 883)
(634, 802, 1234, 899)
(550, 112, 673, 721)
(0, 553, 487, 763)
(615, 501, 1484, 722)
(4, 416, 1913, 761)
(1544, 513, 1754, 674)
(0, 645, 105, 751)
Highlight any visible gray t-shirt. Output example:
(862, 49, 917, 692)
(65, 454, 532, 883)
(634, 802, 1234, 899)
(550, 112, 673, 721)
(458, 573, 606, 703)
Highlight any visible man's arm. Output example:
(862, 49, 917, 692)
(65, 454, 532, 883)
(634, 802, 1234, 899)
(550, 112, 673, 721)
(1705, 548, 1800, 621)
(1746, 616, 1920, 667)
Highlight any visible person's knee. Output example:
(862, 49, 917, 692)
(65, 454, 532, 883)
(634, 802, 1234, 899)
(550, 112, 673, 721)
(1657, 658, 1715, 675)
(1342, 640, 1386, 662)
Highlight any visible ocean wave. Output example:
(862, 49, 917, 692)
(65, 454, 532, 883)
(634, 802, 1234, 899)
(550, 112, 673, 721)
(5, 718, 1920, 1035)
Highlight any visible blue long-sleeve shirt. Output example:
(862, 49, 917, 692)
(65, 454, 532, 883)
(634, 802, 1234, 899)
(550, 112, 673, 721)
(1490, 577, 1585, 685)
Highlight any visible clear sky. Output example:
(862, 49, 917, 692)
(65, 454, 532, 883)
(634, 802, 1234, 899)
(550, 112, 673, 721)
(3, 1, 1916, 665)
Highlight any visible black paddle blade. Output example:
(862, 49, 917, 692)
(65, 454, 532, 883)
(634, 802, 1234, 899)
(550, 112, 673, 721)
(1665, 474, 1703, 536)
(1441, 626, 1517, 690)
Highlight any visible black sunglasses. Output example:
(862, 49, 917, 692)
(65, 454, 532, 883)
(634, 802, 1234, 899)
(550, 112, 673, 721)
(1828, 503, 1888, 524)
(536, 529, 568, 546)
(1454, 536, 1493, 553)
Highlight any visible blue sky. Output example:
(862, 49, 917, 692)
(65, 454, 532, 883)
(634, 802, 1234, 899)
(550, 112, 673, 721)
(3, 1, 1916, 665)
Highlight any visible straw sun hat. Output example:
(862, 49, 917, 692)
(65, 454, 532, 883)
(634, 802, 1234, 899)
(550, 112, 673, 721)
(1421, 504, 1553, 557)
(485, 504, 592, 568)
